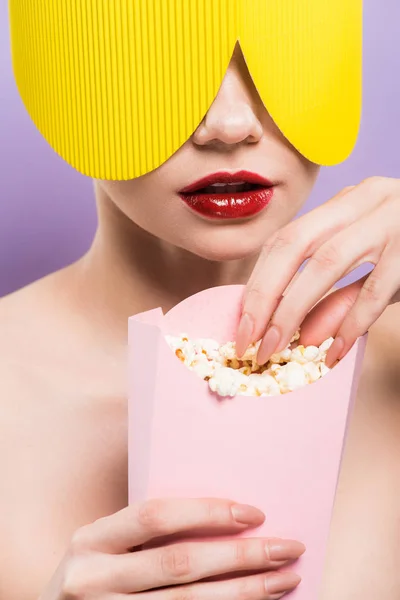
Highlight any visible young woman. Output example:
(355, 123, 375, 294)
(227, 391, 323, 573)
(0, 46, 399, 600)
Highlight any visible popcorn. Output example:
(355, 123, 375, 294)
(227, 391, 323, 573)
(193, 338, 221, 360)
(166, 330, 334, 398)
(219, 341, 237, 361)
(208, 367, 246, 397)
(303, 345, 321, 362)
(270, 363, 282, 374)
(290, 330, 301, 343)
(191, 357, 215, 380)
(303, 361, 322, 384)
(290, 344, 321, 364)
(290, 346, 308, 364)
(319, 337, 334, 359)
(248, 373, 282, 396)
(319, 363, 331, 377)
(270, 347, 292, 364)
(275, 362, 307, 392)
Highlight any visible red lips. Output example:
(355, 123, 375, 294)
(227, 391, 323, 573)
(179, 171, 275, 219)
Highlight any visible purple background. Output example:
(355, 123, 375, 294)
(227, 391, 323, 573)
(0, 1, 399, 297)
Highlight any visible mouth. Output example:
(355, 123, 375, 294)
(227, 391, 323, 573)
(179, 171, 275, 220)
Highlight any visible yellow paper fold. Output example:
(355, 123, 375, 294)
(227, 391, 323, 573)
(9, 0, 362, 179)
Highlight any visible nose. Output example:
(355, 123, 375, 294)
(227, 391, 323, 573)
(192, 48, 263, 148)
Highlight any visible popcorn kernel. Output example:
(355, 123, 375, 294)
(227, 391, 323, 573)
(167, 329, 332, 398)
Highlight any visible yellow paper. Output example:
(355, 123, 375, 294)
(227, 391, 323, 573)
(9, 0, 362, 180)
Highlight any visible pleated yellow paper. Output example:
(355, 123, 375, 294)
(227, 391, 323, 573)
(9, 0, 362, 180)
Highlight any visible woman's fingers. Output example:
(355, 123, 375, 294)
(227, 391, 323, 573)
(299, 278, 367, 346)
(299, 244, 400, 368)
(326, 243, 400, 366)
(237, 185, 370, 356)
(129, 571, 301, 600)
(255, 200, 398, 364)
(239, 178, 397, 358)
(107, 537, 305, 593)
(105, 572, 300, 600)
(74, 498, 265, 554)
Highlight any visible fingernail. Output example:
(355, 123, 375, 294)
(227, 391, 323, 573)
(326, 335, 345, 368)
(231, 503, 265, 525)
(236, 313, 254, 357)
(266, 572, 301, 596)
(266, 539, 306, 561)
(257, 326, 281, 365)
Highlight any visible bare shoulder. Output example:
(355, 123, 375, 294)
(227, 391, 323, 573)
(0, 270, 72, 415)
(0, 263, 77, 333)
(0, 272, 63, 400)
(0, 272, 70, 597)
(0, 262, 106, 397)
(0, 260, 126, 421)
(0, 268, 128, 599)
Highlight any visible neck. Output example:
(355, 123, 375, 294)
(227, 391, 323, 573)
(71, 184, 258, 340)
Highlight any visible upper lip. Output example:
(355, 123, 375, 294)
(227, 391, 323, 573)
(179, 171, 274, 194)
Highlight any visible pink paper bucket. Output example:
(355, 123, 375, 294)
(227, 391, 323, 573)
(128, 285, 367, 598)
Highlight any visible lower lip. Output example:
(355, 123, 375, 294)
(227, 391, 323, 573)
(179, 187, 274, 219)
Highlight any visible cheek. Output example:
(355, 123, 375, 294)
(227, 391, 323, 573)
(101, 181, 150, 217)
(102, 181, 138, 205)
(100, 180, 178, 235)
(288, 161, 320, 207)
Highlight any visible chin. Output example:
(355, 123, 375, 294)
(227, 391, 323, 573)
(184, 232, 264, 262)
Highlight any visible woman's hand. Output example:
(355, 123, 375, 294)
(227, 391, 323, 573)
(237, 177, 400, 366)
(39, 498, 304, 600)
